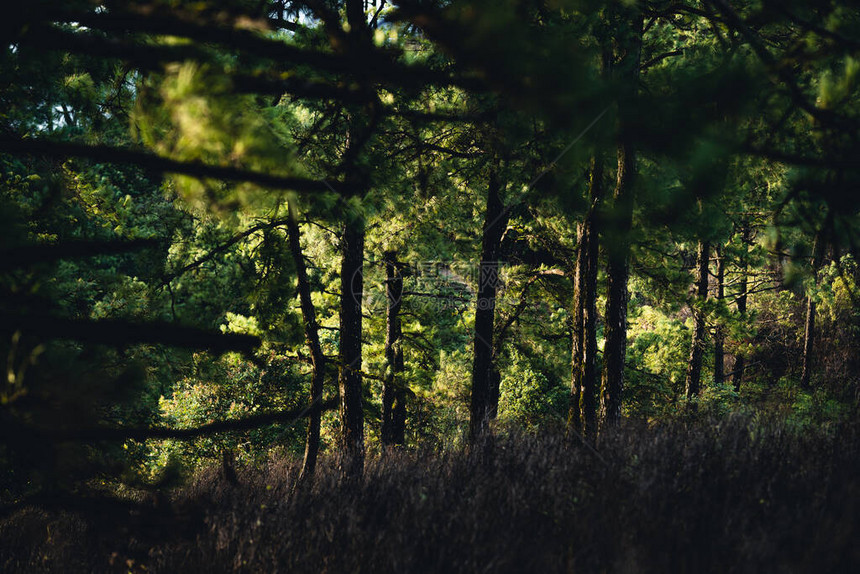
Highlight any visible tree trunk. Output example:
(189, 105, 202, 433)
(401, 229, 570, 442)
(685, 239, 709, 399)
(579, 185, 601, 441)
(336, 0, 372, 471)
(381, 250, 406, 446)
(488, 366, 501, 420)
(733, 223, 750, 392)
(599, 145, 633, 430)
(568, 222, 585, 435)
(469, 167, 507, 441)
(713, 243, 725, 386)
(287, 201, 327, 486)
(345, 0, 371, 49)
(339, 214, 365, 475)
(391, 342, 406, 444)
(598, 0, 642, 435)
(800, 230, 826, 390)
(569, 156, 603, 440)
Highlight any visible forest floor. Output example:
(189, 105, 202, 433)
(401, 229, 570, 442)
(2, 415, 860, 573)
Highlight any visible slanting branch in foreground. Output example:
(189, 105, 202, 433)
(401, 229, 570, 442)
(16, 399, 338, 443)
(1, 313, 260, 353)
(0, 136, 341, 194)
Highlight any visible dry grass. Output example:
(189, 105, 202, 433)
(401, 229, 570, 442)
(3, 415, 860, 573)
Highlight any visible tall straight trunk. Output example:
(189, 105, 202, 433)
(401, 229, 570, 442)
(287, 201, 327, 485)
(800, 230, 826, 390)
(568, 156, 603, 440)
(599, 0, 643, 434)
(713, 243, 725, 386)
(599, 145, 633, 431)
(339, 214, 365, 475)
(568, 223, 585, 434)
(733, 223, 750, 392)
(381, 250, 406, 446)
(579, 186, 601, 440)
(469, 167, 507, 440)
(685, 239, 709, 399)
(332, 3, 370, 474)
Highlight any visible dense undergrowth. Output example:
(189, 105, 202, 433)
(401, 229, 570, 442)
(2, 415, 859, 573)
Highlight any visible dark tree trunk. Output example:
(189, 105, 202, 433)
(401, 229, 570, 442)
(599, 0, 642, 435)
(391, 352, 406, 444)
(568, 222, 585, 435)
(599, 145, 633, 431)
(381, 250, 406, 446)
(221, 449, 237, 485)
(470, 167, 507, 441)
(685, 239, 709, 399)
(346, 0, 371, 45)
(579, 188, 601, 441)
(335, 4, 371, 473)
(800, 230, 826, 390)
(569, 156, 603, 440)
(287, 201, 327, 486)
(339, 214, 365, 475)
(488, 366, 501, 420)
(713, 243, 725, 386)
(733, 223, 750, 392)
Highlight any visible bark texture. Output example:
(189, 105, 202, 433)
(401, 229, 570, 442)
(570, 156, 603, 440)
(381, 250, 406, 446)
(599, 2, 643, 434)
(685, 239, 709, 399)
(470, 167, 507, 440)
(713, 244, 725, 386)
(733, 223, 750, 392)
(568, 223, 585, 435)
(339, 215, 365, 475)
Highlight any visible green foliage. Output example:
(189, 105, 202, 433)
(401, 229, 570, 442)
(150, 353, 307, 474)
(626, 304, 689, 410)
(133, 62, 304, 212)
(787, 388, 852, 432)
(497, 348, 567, 430)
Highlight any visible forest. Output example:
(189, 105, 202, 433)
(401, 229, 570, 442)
(1, 0, 859, 572)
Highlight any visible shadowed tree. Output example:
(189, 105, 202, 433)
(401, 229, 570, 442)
(381, 250, 406, 446)
(470, 164, 508, 440)
(339, 210, 366, 475)
(801, 225, 828, 390)
(685, 238, 710, 400)
(733, 222, 751, 392)
(713, 243, 725, 386)
(599, 6, 643, 432)
(570, 155, 604, 441)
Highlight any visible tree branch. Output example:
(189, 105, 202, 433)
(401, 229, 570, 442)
(31, 398, 338, 442)
(0, 239, 160, 272)
(0, 313, 260, 353)
(161, 218, 291, 286)
(0, 136, 342, 194)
